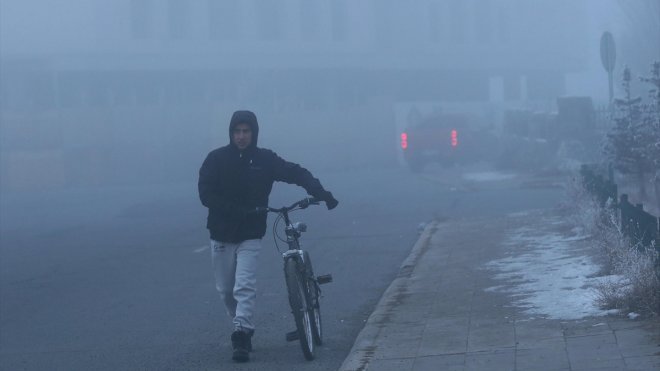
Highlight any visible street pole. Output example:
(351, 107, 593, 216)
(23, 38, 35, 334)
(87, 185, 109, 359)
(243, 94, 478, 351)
(608, 70, 614, 106)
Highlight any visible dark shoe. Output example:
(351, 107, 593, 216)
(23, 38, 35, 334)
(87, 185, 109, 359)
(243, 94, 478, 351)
(231, 331, 249, 362)
(245, 329, 254, 352)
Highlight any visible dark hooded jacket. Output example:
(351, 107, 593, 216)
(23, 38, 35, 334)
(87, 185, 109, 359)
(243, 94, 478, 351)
(198, 110, 333, 243)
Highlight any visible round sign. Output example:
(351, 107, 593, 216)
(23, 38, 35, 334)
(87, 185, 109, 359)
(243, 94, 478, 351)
(600, 32, 616, 73)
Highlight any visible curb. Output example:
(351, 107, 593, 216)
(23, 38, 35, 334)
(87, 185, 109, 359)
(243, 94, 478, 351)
(337, 221, 439, 371)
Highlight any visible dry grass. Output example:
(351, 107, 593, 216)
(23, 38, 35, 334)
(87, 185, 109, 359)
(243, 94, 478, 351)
(560, 175, 608, 237)
(562, 174, 660, 316)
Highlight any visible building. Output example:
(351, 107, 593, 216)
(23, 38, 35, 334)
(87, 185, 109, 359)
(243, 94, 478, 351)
(0, 0, 589, 189)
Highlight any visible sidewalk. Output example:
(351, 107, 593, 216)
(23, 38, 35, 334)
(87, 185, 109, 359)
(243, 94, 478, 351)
(339, 208, 660, 371)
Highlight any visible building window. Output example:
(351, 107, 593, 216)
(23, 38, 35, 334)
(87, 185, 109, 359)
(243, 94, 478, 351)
(208, 0, 239, 40)
(256, 0, 282, 41)
(130, 0, 152, 39)
(331, 0, 348, 41)
(168, 0, 191, 39)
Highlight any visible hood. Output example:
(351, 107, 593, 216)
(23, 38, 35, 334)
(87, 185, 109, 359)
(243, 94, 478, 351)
(229, 110, 259, 149)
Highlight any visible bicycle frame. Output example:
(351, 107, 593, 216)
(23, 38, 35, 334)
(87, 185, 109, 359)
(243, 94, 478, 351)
(281, 214, 306, 258)
(277, 208, 319, 311)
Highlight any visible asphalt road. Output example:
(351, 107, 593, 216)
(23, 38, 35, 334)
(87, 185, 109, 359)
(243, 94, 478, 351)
(0, 165, 563, 370)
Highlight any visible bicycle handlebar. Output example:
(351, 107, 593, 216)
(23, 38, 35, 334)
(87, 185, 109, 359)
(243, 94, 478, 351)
(249, 197, 319, 215)
(257, 197, 319, 214)
(292, 197, 320, 210)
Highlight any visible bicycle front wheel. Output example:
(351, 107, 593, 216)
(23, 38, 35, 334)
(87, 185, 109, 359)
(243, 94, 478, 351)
(303, 251, 322, 346)
(284, 257, 315, 360)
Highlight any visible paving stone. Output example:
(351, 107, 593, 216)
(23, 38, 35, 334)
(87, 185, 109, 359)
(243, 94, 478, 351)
(515, 336, 566, 351)
(623, 355, 660, 370)
(372, 338, 422, 360)
(563, 320, 613, 337)
(412, 354, 465, 371)
(514, 318, 565, 345)
(464, 349, 515, 371)
(565, 332, 618, 348)
(385, 309, 434, 326)
(375, 324, 426, 348)
(417, 324, 468, 356)
(607, 318, 650, 331)
(615, 328, 660, 357)
(516, 347, 570, 370)
(467, 318, 516, 352)
(432, 301, 473, 317)
(568, 357, 627, 370)
(566, 335, 624, 370)
(367, 357, 415, 371)
(424, 316, 471, 329)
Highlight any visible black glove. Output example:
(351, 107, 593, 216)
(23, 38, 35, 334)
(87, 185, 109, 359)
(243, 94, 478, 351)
(321, 191, 339, 210)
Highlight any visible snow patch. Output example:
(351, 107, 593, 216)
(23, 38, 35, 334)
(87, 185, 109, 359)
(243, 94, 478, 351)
(485, 223, 616, 320)
(508, 211, 531, 217)
(463, 171, 516, 182)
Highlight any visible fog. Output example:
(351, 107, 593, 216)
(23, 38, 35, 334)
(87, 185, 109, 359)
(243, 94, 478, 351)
(0, 0, 656, 192)
(3, 2, 660, 369)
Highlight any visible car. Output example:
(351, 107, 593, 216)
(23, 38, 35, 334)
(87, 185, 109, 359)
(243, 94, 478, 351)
(400, 113, 496, 171)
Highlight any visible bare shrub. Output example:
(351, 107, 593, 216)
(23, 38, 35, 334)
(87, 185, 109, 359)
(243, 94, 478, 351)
(593, 205, 627, 268)
(611, 242, 660, 315)
(595, 276, 629, 310)
(563, 174, 660, 316)
(560, 175, 603, 235)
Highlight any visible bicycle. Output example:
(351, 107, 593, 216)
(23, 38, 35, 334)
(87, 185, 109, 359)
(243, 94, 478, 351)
(258, 197, 333, 361)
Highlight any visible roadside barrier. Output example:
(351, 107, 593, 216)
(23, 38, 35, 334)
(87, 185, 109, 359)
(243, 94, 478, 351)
(580, 164, 660, 252)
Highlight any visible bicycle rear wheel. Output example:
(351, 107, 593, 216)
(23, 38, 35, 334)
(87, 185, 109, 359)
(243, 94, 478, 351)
(303, 251, 322, 346)
(284, 257, 314, 360)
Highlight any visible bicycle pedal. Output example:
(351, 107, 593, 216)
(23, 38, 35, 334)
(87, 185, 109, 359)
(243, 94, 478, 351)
(285, 330, 299, 342)
(317, 274, 333, 285)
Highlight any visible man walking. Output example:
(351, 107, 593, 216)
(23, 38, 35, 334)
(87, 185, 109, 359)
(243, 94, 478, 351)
(198, 110, 338, 362)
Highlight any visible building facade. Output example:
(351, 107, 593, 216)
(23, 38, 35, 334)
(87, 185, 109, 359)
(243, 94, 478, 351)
(1, 0, 589, 188)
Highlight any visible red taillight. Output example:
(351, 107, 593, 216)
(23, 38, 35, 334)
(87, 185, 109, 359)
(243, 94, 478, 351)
(401, 132, 408, 150)
(451, 129, 458, 147)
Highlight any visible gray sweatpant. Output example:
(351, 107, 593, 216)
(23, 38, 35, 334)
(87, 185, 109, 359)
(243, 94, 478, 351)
(211, 239, 261, 332)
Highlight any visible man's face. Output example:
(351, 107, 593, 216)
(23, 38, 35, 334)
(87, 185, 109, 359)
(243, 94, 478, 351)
(232, 123, 252, 150)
